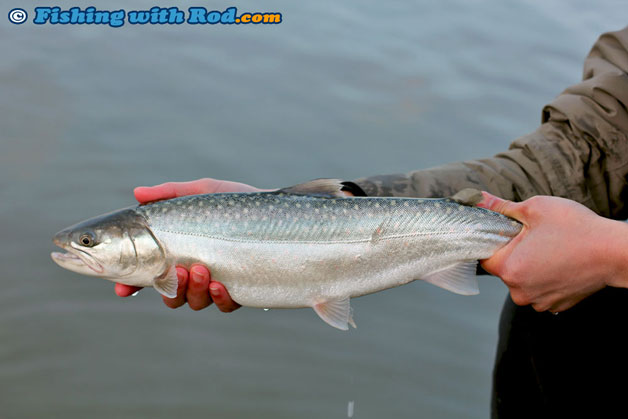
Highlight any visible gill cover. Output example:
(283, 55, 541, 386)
(52, 208, 169, 290)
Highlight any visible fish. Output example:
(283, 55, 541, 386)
(51, 179, 522, 330)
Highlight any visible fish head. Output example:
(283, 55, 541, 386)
(51, 208, 166, 282)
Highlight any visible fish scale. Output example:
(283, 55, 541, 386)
(51, 179, 522, 330)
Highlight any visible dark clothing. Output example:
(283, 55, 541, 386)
(347, 27, 628, 416)
(493, 289, 628, 418)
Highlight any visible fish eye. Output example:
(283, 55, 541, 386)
(79, 233, 95, 247)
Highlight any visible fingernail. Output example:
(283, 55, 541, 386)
(191, 266, 206, 281)
(210, 285, 220, 296)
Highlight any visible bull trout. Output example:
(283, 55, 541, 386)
(51, 179, 521, 330)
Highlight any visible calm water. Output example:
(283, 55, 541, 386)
(1, 1, 625, 417)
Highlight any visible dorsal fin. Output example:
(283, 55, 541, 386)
(277, 179, 347, 198)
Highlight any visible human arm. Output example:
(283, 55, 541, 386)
(346, 28, 628, 311)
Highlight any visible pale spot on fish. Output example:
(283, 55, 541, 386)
(390, 200, 396, 205)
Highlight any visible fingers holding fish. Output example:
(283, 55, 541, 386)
(115, 283, 143, 297)
(186, 264, 213, 310)
(133, 178, 264, 205)
(210, 282, 241, 313)
(164, 265, 240, 312)
(134, 180, 215, 204)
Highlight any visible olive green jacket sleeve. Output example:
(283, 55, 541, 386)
(353, 27, 628, 219)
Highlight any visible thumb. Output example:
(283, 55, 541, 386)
(476, 192, 523, 220)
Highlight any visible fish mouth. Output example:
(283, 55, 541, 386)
(51, 237, 104, 275)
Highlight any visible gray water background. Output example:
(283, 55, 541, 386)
(1, 1, 626, 417)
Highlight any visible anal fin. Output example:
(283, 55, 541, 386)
(313, 298, 356, 331)
(422, 261, 479, 295)
(153, 265, 178, 298)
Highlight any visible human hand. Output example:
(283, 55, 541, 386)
(115, 178, 262, 312)
(478, 192, 628, 313)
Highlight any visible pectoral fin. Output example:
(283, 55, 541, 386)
(422, 261, 479, 295)
(313, 298, 356, 331)
(153, 265, 178, 298)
